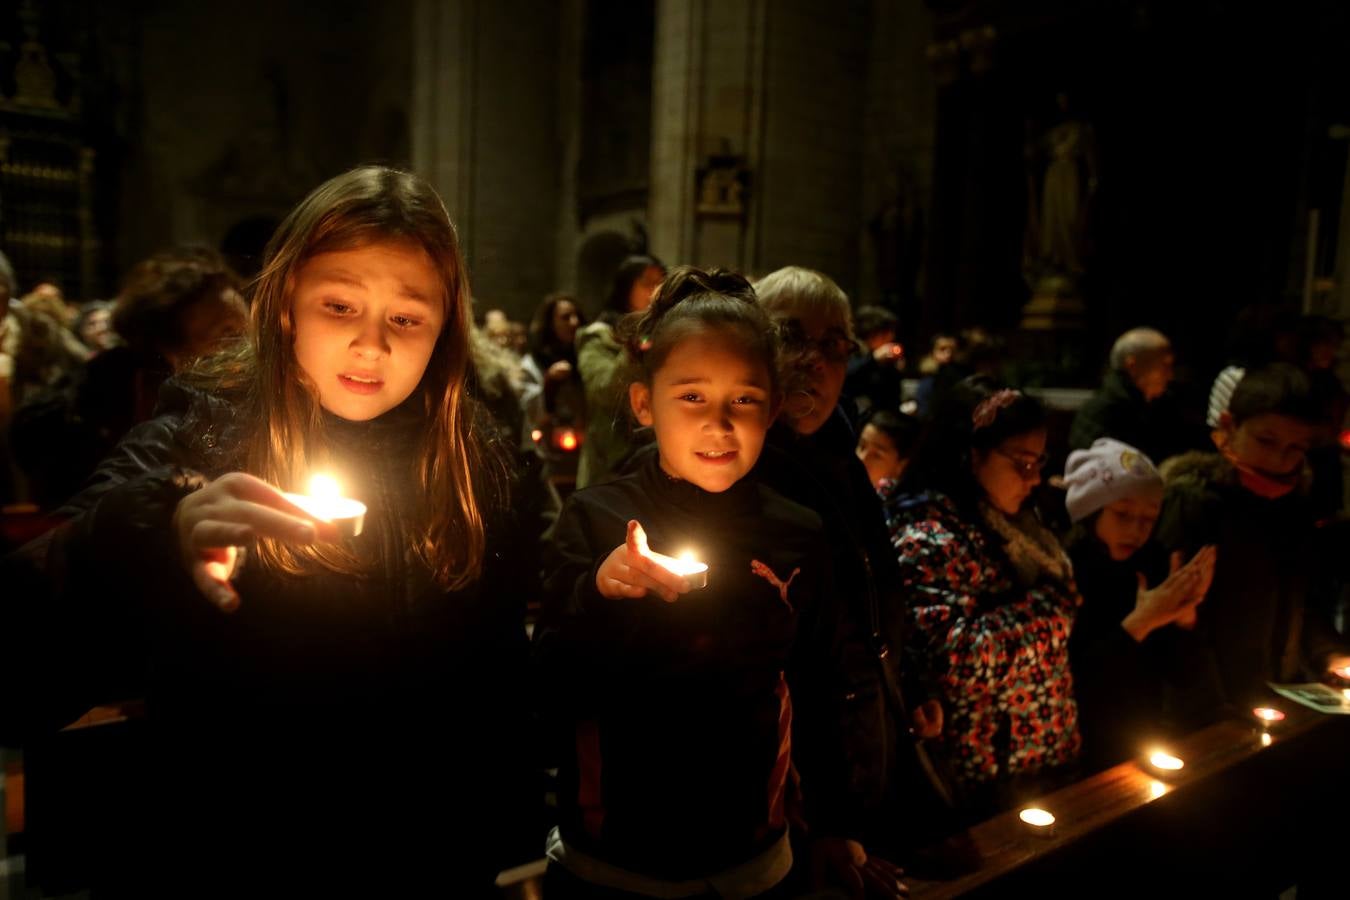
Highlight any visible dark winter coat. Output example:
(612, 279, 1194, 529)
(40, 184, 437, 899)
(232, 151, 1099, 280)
(1155, 451, 1350, 723)
(1, 379, 541, 895)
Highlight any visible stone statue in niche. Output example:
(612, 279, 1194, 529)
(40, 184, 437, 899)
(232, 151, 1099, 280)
(1023, 92, 1098, 291)
(695, 153, 749, 219)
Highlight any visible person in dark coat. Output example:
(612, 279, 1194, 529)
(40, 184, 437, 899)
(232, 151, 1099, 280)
(1, 167, 538, 897)
(1069, 327, 1204, 466)
(754, 265, 950, 858)
(538, 267, 905, 897)
(1156, 364, 1350, 727)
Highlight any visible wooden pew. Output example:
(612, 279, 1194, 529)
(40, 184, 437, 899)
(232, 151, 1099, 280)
(907, 704, 1350, 897)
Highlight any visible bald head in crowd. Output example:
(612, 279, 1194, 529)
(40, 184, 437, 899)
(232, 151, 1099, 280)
(1110, 327, 1174, 402)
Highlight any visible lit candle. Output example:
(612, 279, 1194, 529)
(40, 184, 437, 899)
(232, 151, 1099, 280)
(1147, 750, 1184, 773)
(1149, 780, 1168, 800)
(632, 522, 708, 590)
(1019, 807, 1056, 835)
(646, 549, 709, 590)
(283, 474, 367, 538)
(1335, 665, 1350, 681)
(1252, 707, 1285, 724)
(1260, 731, 1273, 747)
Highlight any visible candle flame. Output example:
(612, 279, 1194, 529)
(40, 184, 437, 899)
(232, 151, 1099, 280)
(1018, 807, 1055, 827)
(1148, 750, 1184, 771)
(1260, 731, 1273, 747)
(1252, 707, 1285, 722)
(308, 474, 342, 500)
(1149, 780, 1167, 800)
(679, 551, 697, 563)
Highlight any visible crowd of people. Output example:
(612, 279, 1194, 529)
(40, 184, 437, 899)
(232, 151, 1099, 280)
(1, 165, 1348, 896)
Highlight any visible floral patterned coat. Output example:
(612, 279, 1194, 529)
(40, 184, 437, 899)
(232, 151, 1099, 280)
(881, 484, 1082, 791)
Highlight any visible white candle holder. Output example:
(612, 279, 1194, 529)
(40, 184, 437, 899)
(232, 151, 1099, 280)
(283, 474, 367, 538)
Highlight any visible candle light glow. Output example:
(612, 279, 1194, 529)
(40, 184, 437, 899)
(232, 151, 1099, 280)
(1019, 807, 1055, 828)
(282, 473, 366, 537)
(1149, 780, 1168, 800)
(632, 523, 708, 589)
(1148, 750, 1184, 772)
(1253, 707, 1285, 723)
(1260, 731, 1273, 747)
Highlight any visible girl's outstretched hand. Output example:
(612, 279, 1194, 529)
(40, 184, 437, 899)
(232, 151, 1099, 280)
(594, 519, 691, 603)
(172, 472, 334, 613)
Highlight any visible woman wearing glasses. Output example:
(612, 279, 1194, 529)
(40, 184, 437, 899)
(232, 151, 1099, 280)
(753, 267, 952, 857)
(885, 376, 1082, 821)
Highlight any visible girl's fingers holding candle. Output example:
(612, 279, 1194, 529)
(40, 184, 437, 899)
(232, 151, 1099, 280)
(190, 547, 240, 613)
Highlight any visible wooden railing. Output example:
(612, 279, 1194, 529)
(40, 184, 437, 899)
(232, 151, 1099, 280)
(907, 703, 1350, 897)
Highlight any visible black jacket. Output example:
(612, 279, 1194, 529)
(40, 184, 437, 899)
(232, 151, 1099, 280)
(1154, 451, 1350, 723)
(2, 379, 540, 894)
(537, 452, 851, 879)
(755, 412, 948, 852)
(1069, 369, 1203, 467)
(1066, 533, 1179, 772)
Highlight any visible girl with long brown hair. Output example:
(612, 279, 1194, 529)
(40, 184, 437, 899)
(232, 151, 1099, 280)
(3, 166, 536, 895)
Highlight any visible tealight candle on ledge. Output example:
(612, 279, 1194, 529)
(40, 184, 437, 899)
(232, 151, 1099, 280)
(1018, 807, 1056, 837)
(1252, 707, 1285, 724)
(1147, 750, 1185, 774)
(283, 474, 366, 538)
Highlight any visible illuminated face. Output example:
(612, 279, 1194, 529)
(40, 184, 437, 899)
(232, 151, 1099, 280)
(291, 242, 446, 421)
(629, 330, 774, 493)
(1094, 494, 1162, 561)
(629, 265, 664, 312)
(1129, 350, 1175, 402)
(778, 310, 851, 436)
(972, 428, 1047, 515)
(1224, 413, 1314, 481)
(933, 337, 957, 365)
(552, 299, 581, 345)
(856, 423, 906, 489)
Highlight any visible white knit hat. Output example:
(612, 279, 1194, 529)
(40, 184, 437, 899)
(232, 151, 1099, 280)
(1063, 438, 1164, 522)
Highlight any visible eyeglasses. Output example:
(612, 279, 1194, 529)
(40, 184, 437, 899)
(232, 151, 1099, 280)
(778, 320, 859, 363)
(995, 448, 1048, 480)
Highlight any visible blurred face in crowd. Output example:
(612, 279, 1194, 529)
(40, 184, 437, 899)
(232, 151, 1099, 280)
(1221, 412, 1314, 483)
(552, 299, 581, 346)
(80, 307, 114, 351)
(972, 427, 1047, 516)
(1308, 338, 1340, 371)
(291, 242, 445, 421)
(166, 287, 247, 370)
(1094, 494, 1163, 561)
(629, 265, 664, 313)
(629, 330, 774, 493)
(1127, 347, 1174, 402)
(779, 310, 852, 436)
(856, 423, 907, 490)
(866, 329, 896, 352)
(933, 336, 957, 366)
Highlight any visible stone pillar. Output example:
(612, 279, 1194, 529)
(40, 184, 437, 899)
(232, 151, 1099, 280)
(649, 0, 867, 286)
(411, 0, 561, 320)
(648, 0, 781, 274)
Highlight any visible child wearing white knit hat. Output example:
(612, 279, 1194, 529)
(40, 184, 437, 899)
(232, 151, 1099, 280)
(1064, 437, 1164, 527)
(1062, 438, 1217, 773)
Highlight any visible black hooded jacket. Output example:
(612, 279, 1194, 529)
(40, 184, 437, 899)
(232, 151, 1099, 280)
(2, 378, 541, 894)
(538, 450, 852, 880)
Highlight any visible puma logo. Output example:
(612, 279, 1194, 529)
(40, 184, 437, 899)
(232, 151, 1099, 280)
(751, 560, 801, 611)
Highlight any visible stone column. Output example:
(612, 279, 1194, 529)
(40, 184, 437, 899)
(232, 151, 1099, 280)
(411, 0, 561, 320)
